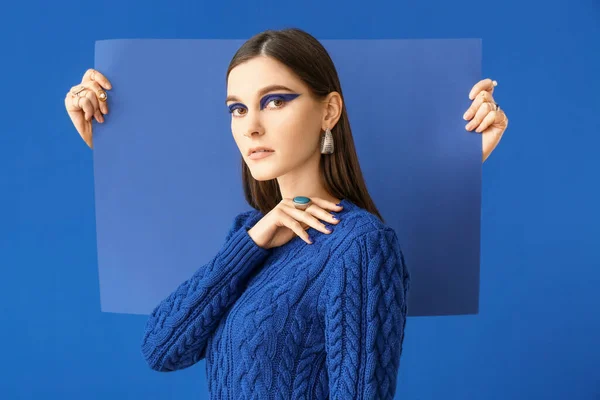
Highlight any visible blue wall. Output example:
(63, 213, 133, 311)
(1, 0, 598, 398)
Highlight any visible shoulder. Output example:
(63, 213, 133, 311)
(333, 199, 399, 251)
(327, 199, 409, 282)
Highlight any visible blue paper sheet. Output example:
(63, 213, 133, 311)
(93, 38, 482, 316)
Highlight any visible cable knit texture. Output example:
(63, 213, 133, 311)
(141, 198, 411, 399)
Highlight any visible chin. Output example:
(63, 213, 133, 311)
(249, 169, 280, 181)
(247, 161, 287, 181)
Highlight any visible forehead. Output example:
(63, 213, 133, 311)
(227, 56, 303, 96)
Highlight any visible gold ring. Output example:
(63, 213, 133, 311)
(98, 90, 107, 102)
(71, 85, 86, 97)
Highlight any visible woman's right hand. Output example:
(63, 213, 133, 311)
(64, 69, 112, 149)
(247, 197, 342, 249)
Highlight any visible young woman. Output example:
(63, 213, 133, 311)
(65, 28, 508, 399)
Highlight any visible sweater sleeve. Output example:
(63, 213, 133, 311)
(140, 210, 270, 372)
(324, 227, 410, 399)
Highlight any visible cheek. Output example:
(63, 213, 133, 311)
(273, 108, 320, 146)
(230, 120, 244, 145)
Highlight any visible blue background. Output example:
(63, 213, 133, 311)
(1, 0, 598, 399)
(91, 38, 482, 317)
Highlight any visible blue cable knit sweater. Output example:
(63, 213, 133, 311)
(141, 198, 411, 399)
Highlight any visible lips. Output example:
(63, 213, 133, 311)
(248, 146, 274, 156)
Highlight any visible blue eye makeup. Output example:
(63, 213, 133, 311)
(227, 93, 301, 115)
(259, 93, 300, 109)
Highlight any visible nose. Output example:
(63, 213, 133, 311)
(243, 129, 263, 138)
(243, 121, 265, 138)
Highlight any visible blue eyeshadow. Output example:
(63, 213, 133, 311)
(228, 93, 301, 113)
(259, 93, 301, 110)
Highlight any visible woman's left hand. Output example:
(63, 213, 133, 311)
(463, 78, 509, 162)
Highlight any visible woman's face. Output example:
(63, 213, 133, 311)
(226, 56, 326, 181)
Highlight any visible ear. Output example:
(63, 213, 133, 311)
(321, 91, 343, 130)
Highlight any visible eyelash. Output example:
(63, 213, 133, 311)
(228, 94, 293, 117)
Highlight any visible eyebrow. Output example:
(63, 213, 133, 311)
(225, 84, 297, 105)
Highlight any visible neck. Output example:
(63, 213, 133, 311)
(276, 151, 341, 205)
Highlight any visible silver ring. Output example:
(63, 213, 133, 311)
(293, 196, 312, 211)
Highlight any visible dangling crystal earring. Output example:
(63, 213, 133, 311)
(320, 127, 334, 154)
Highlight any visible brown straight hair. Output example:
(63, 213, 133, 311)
(226, 27, 384, 222)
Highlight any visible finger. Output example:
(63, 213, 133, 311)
(75, 90, 100, 122)
(78, 81, 109, 114)
(68, 94, 83, 113)
(466, 102, 495, 132)
(94, 109, 104, 124)
(70, 82, 106, 108)
(468, 78, 495, 100)
(281, 197, 341, 225)
(284, 196, 343, 212)
(464, 90, 495, 121)
(83, 68, 112, 90)
(469, 78, 497, 100)
(282, 205, 332, 235)
(306, 204, 340, 225)
(65, 91, 82, 112)
(79, 96, 96, 121)
(475, 110, 497, 133)
(84, 90, 100, 116)
(278, 211, 313, 244)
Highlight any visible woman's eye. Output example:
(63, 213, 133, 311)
(228, 95, 290, 117)
(267, 98, 285, 108)
(230, 107, 247, 117)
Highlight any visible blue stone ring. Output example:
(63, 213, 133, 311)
(293, 196, 312, 211)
